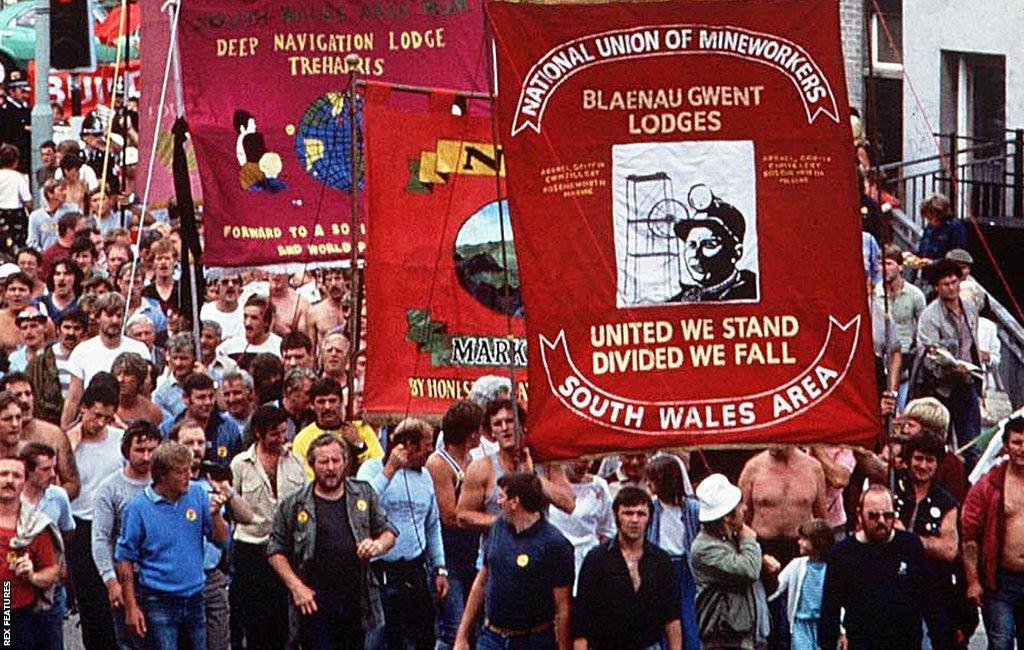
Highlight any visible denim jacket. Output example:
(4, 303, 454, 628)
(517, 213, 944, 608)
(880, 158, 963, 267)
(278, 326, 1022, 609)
(267, 478, 397, 630)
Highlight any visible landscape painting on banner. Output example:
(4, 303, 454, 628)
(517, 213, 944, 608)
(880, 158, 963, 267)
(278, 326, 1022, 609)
(362, 85, 526, 416)
(487, 0, 879, 459)
(176, 0, 490, 266)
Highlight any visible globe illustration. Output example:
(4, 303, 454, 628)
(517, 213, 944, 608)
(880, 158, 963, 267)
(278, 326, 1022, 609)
(294, 92, 364, 192)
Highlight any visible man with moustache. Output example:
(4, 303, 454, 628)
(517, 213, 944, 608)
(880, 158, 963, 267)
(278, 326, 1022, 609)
(0, 455, 62, 648)
(307, 268, 348, 351)
(573, 485, 682, 650)
(1, 372, 80, 499)
(216, 294, 282, 371)
(91, 421, 163, 649)
(293, 377, 383, 475)
(230, 405, 308, 649)
(116, 442, 231, 649)
(819, 485, 949, 649)
(268, 432, 397, 648)
(201, 272, 245, 340)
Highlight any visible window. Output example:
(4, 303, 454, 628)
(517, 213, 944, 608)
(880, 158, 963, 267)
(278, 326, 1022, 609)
(871, 0, 902, 72)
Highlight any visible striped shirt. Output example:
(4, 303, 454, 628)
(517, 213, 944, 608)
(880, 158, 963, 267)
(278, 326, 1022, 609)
(52, 342, 73, 398)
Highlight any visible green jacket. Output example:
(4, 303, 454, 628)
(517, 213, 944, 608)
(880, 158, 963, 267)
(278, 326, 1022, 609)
(690, 529, 762, 649)
(267, 478, 396, 631)
(26, 344, 62, 425)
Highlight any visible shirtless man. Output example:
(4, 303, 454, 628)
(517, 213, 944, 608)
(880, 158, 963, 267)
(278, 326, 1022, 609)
(963, 416, 1024, 647)
(456, 398, 575, 536)
(738, 446, 827, 567)
(269, 272, 310, 337)
(426, 400, 483, 649)
(0, 372, 80, 499)
(111, 352, 164, 425)
(0, 272, 35, 352)
(307, 268, 347, 351)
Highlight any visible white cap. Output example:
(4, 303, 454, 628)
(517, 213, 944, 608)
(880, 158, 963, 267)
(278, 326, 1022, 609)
(696, 473, 742, 522)
(0, 263, 20, 279)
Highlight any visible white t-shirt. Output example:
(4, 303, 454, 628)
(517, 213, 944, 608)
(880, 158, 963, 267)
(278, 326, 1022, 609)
(657, 503, 689, 556)
(55, 164, 100, 192)
(71, 426, 125, 520)
(216, 332, 282, 368)
(0, 168, 31, 210)
(200, 301, 245, 339)
(67, 335, 151, 389)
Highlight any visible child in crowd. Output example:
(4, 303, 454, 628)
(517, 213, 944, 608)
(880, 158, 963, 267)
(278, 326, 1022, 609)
(769, 518, 834, 650)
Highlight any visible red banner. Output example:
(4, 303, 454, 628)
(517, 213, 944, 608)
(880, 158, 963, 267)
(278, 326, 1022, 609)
(177, 0, 490, 267)
(362, 85, 526, 415)
(487, 0, 879, 459)
(28, 60, 140, 117)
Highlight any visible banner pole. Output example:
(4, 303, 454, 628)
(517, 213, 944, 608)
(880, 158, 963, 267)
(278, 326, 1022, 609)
(483, 27, 526, 466)
(345, 53, 362, 420)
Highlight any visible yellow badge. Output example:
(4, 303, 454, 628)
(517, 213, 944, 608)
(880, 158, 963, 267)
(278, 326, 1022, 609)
(185, 508, 198, 521)
(6, 550, 17, 563)
(217, 446, 228, 458)
(297, 510, 309, 523)
(516, 554, 530, 568)
(356, 499, 368, 512)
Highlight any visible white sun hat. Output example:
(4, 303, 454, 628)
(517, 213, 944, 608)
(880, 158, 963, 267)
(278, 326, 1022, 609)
(696, 473, 743, 522)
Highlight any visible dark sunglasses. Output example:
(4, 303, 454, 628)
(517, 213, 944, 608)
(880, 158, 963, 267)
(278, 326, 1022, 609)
(865, 510, 896, 522)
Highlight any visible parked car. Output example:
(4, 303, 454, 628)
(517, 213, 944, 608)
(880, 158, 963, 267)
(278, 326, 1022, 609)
(0, 1, 139, 83)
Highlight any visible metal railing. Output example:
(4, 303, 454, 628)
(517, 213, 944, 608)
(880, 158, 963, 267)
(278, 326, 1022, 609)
(879, 130, 1024, 227)
(889, 207, 1024, 411)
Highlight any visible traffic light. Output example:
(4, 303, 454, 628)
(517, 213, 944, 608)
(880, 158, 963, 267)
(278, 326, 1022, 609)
(51, 0, 96, 71)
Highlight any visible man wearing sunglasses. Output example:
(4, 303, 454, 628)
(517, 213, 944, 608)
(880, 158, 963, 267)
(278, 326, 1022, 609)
(819, 484, 950, 649)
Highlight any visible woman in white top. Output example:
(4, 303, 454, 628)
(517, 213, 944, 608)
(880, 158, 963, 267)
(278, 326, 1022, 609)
(548, 458, 616, 593)
(0, 143, 32, 254)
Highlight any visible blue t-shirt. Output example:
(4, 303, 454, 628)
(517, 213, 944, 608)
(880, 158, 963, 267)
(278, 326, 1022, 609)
(30, 485, 76, 533)
(795, 561, 826, 621)
(115, 482, 215, 597)
(483, 516, 574, 630)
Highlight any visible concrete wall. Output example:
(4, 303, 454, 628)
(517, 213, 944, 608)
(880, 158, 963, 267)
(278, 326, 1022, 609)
(902, 0, 1024, 163)
(839, 0, 864, 111)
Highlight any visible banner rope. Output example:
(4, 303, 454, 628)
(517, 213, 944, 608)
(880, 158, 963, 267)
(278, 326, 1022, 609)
(97, 0, 130, 216)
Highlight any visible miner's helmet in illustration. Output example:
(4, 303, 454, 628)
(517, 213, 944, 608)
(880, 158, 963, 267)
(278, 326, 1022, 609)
(673, 184, 746, 246)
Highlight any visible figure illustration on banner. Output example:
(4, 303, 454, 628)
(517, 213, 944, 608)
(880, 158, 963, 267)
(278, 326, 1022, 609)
(233, 109, 287, 193)
(613, 140, 760, 306)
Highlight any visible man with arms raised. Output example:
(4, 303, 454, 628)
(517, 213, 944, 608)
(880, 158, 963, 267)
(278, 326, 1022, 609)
(62, 292, 149, 429)
(1, 372, 80, 499)
(456, 399, 575, 543)
(962, 416, 1024, 650)
(268, 433, 397, 648)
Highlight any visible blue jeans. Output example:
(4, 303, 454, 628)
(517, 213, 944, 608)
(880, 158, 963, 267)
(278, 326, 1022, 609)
(142, 588, 206, 650)
(435, 563, 477, 650)
(12, 605, 59, 650)
(664, 555, 700, 650)
(941, 383, 981, 462)
(981, 571, 1024, 650)
(477, 627, 556, 650)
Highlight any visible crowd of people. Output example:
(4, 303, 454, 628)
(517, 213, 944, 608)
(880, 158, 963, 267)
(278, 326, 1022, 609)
(0, 70, 1018, 650)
